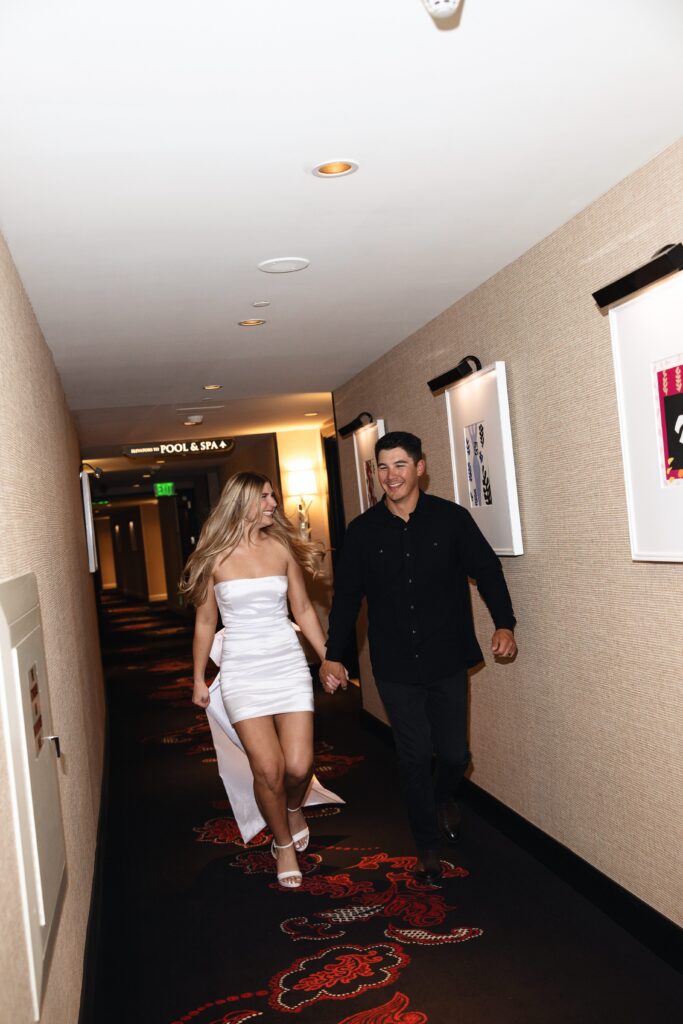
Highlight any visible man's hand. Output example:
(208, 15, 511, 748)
(491, 628, 516, 658)
(319, 659, 348, 693)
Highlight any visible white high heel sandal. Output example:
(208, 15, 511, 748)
(271, 838, 302, 889)
(287, 805, 310, 852)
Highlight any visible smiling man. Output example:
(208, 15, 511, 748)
(321, 430, 517, 881)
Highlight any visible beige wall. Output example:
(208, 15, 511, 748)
(140, 501, 168, 601)
(276, 429, 333, 643)
(0, 234, 106, 1021)
(334, 139, 683, 926)
(217, 433, 280, 488)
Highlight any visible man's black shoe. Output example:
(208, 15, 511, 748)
(437, 797, 461, 844)
(413, 848, 442, 883)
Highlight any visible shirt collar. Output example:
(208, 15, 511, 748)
(378, 488, 428, 525)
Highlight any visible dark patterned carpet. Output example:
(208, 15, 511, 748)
(90, 594, 683, 1024)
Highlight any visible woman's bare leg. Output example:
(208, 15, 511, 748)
(274, 711, 314, 842)
(233, 715, 299, 881)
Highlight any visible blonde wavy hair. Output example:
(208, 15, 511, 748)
(179, 471, 324, 607)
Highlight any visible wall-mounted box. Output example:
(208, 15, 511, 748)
(0, 574, 67, 1020)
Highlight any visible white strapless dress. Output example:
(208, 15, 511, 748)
(215, 575, 314, 723)
(204, 575, 342, 842)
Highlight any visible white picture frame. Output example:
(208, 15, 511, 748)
(80, 471, 99, 573)
(353, 419, 386, 512)
(608, 271, 683, 561)
(445, 361, 523, 555)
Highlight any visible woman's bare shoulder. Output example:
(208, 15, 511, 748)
(211, 549, 234, 578)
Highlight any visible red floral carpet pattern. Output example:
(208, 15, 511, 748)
(100, 599, 483, 1024)
(147, 627, 482, 1024)
(172, 832, 482, 1021)
(169, 990, 427, 1024)
(194, 806, 343, 849)
(269, 944, 410, 1013)
(337, 992, 427, 1024)
(313, 741, 365, 780)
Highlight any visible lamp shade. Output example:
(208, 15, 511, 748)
(287, 469, 318, 496)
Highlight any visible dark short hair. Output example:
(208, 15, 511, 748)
(375, 431, 423, 464)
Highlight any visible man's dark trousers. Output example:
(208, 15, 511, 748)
(375, 670, 469, 850)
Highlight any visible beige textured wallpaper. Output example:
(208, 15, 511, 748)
(334, 139, 683, 926)
(0, 234, 106, 1021)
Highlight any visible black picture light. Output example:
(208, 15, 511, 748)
(592, 243, 683, 311)
(338, 411, 374, 438)
(427, 355, 482, 395)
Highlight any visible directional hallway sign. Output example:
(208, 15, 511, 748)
(123, 438, 236, 458)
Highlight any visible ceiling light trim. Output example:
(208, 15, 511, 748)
(312, 160, 358, 178)
(257, 257, 309, 274)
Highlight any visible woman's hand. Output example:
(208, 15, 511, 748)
(320, 660, 348, 693)
(192, 680, 211, 709)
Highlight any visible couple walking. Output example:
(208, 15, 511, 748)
(183, 431, 516, 888)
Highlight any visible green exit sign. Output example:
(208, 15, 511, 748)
(154, 481, 176, 497)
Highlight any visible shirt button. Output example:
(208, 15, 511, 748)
(434, 541, 438, 546)
(408, 578, 413, 583)
(406, 553, 411, 558)
(415, 653, 419, 659)
(410, 604, 414, 610)
(412, 629, 416, 634)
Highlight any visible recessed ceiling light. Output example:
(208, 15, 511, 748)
(142, 473, 151, 478)
(238, 318, 267, 326)
(258, 257, 309, 274)
(304, 412, 318, 417)
(133, 483, 141, 488)
(252, 300, 270, 308)
(203, 384, 222, 390)
(156, 459, 165, 464)
(183, 419, 198, 426)
(312, 160, 358, 178)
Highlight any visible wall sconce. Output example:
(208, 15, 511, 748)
(286, 469, 319, 539)
(427, 355, 482, 395)
(592, 243, 683, 311)
(338, 411, 374, 438)
(81, 461, 103, 480)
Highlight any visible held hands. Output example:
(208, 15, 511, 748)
(319, 659, 349, 694)
(491, 628, 516, 659)
(192, 680, 211, 709)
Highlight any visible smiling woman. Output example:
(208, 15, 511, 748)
(179, 472, 341, 889)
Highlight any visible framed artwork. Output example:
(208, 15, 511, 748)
(445, 362, 523, 555)
(608, 270, 683, 561)
(353, 419, 386, 512)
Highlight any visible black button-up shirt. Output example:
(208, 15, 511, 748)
(326, 491, 516, 685)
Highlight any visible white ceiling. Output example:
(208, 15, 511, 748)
(1, 0, 682, 449)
